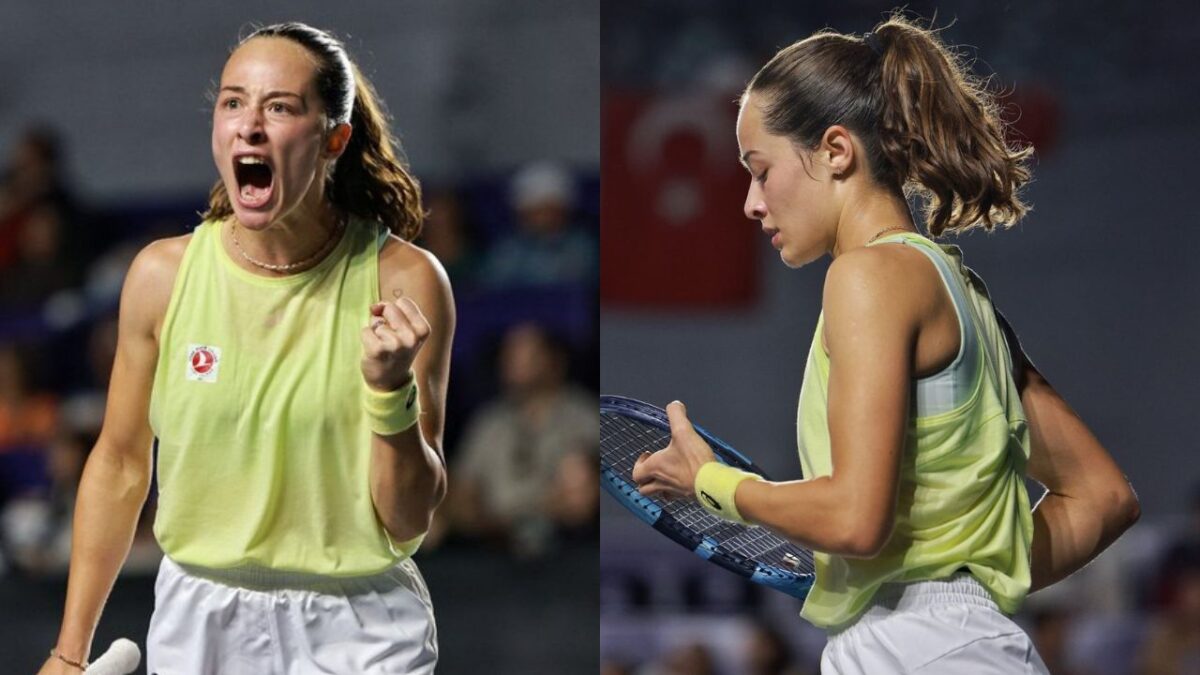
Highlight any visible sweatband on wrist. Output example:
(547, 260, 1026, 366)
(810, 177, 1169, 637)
(363, 375, 421, 435)
(694, 461, 759, 525)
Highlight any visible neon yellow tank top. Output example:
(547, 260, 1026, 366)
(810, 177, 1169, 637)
(149, 219, 417, 575)
(796, 232, 1033, 630)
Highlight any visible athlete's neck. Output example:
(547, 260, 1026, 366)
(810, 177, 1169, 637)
(831, 187, 916, 259)
(227, 189, 342, 274)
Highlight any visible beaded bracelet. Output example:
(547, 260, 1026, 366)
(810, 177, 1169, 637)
(49, 647, 88, 671)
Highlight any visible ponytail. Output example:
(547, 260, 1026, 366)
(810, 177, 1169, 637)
(202, 22, 424, 240)
(746, 13, 1032, 236)
(328, 64, 424, 240)
(872, 17, 1031, 235)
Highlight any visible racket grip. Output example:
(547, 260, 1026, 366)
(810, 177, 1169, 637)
(85, 638, 140, 674)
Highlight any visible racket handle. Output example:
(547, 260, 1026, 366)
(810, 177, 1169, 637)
(85, 638, 140, 674)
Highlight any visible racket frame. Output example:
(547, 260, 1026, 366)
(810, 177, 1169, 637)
(600, 395, 814, 599)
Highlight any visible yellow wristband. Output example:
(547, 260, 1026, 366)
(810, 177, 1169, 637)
(694, 461, 759, 525)
(363, 375, 421, 435)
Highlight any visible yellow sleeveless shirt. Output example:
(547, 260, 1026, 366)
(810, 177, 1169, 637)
(148, 219, 417, 576)
(796, 232, 1033, 630)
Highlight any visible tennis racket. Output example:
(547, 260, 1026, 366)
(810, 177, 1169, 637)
(600, 395, 815, 599)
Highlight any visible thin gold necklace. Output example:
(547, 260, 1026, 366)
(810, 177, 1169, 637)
(867, 225, 915, 244)
(230, 215, 345, 273)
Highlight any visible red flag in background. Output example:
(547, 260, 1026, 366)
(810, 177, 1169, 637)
(997, 82, 1061, 159)
(601, 91, 758, 309)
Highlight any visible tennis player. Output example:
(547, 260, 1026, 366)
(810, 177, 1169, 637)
(40, 23, 451, 674)
(633, 14, 1139, 674)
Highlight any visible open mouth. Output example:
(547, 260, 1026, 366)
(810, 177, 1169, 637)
(233, 155, 274, 208)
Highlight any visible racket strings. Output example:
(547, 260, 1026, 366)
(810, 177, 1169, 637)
(601, 413, 815, 576)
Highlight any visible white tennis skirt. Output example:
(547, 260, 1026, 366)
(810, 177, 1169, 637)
(821, 573, 1049, 675)
(146, 555, 437, 675)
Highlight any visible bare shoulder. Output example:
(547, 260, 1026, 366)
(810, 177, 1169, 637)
(378, 234, 454, 312)
(130, 234, 190, 278)
(122, 234, 191, 335)
(823, 243, 940, 314)
(820, 243, 943, 355)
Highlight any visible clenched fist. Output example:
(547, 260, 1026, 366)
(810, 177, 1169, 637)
(361, 296, 431, 391)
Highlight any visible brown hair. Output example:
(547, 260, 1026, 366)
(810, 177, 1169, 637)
(745, 13, 1032, 236)
(203, 22, 423, 240)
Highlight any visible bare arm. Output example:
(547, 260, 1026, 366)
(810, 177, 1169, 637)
(362, 238, 454, 543)
(634, 248, 925, 557)
(42, 238, 183, 672)
(996, 312, 1140, 592)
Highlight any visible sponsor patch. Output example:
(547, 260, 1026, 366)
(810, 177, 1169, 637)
(187, 344, 221, 383)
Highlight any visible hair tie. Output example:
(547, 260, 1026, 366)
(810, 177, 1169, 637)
(864, 31, 884, 56)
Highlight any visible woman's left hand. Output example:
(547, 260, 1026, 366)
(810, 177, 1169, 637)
(631, 401, 717, 499)
(361, 296, 431, 391)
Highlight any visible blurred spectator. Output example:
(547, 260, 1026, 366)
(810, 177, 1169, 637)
(418, 187, 482, 289)
(0, 429, 86, 574)
(478, 161, 597, 288)
(545, 445, 599, 533)
(58, 316, 118, 440)
(443, 322, 597, 556)
(0, 343, 58, 455)
(744, 622, 813, 675)
(0, 342, 61, 572)
(1138, 552, 1200, 674)
(0, 322, 157, 576)
(0, 202, 78, 310)
(655, 642, 716, 675)
(0, 126, 82, 273)
(1139, 484, 1200, 674)
(1153, 484, 1200, 609)
(1031, 607, 1080, 675)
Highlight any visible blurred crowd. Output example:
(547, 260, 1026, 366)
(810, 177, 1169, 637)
(0, 125, 599, 581)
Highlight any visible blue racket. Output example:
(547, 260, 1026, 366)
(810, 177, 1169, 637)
(600, 395, 815, 599)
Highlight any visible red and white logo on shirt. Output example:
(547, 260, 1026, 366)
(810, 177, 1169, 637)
(187, 344, 221, 383)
